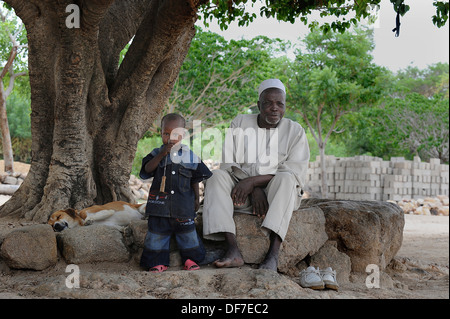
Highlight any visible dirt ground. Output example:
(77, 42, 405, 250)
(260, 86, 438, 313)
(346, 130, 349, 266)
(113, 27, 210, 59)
(0, 160, 30, 175)
(0, 161, 448, 299)
(0, 206, 448, 299)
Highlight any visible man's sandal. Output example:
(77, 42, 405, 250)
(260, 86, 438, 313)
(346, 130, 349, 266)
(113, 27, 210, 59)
(183, 259, 200, 271)
(149, 265, 168, 273)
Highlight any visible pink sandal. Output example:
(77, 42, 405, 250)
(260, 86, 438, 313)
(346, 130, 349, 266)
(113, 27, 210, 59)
(183, 259, 200, 271)
(149, 265, 168, 273)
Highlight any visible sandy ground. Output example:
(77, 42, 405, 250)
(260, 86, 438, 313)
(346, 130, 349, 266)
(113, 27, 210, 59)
(0, 160, 30, 175)
(0, 162, 448, 299)
(0, 202, 448, 299)
(399, 214, 449, 266)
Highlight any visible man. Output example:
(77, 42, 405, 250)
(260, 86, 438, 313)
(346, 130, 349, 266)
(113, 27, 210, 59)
(202, 79, 310, 271)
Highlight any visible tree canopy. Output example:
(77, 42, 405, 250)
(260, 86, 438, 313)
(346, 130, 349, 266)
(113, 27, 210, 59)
(0, 0, 448, 221)
(199, 0, 449, 32)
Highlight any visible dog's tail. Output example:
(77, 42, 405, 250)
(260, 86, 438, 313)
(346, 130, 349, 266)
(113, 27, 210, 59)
(132, 202, 147, 214)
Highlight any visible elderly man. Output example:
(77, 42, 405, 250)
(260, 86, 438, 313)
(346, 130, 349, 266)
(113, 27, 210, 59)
(202, 79, 310, 271)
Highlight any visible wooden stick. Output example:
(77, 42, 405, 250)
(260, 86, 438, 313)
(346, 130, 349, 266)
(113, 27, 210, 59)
(160, 176, 166, 192)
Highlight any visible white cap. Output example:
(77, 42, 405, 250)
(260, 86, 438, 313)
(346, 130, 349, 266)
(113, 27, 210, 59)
(258, 79, 286, 98)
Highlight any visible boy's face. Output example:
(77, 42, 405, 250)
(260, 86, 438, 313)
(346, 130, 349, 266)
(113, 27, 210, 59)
(161, 119, 185, 145)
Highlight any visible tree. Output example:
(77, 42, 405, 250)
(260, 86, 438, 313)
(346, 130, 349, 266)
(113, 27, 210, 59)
(382, 94, 449, 163)
(199, 1, 448, 33)
(1, 0, 204, 222)
(0, 6, 27, 173)
(287, 27, 386, 198)
(341, 63, 449, 162)
(148, 28, 284, 133)
(0, 0, 447, 222)
(395, 63, 449, 98)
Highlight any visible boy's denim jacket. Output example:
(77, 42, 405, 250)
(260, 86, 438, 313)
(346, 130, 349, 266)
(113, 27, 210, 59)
(139, 144, 212, 219)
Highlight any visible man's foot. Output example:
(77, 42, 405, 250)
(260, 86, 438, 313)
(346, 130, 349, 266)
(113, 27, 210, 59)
(258, 232, 281, 271)
(213, 249, 244, 268)
(258, 254, 278, 271)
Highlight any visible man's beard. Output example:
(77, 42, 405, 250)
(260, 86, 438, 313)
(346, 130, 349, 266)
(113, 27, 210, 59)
(264, 114, 281, 125)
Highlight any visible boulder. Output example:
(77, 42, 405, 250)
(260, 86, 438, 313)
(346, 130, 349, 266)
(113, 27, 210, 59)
(57, 225, 130, 264)
(307, 241, 352, 284)
(301, 198, 404, 272)
(195, 206, 328, 273)
(277, 206, 328, 273)
(124, 220, 148, 249)
(5, 198, 400, 277)
(129, 199, 402, 274)
(0, 224, 57, 270)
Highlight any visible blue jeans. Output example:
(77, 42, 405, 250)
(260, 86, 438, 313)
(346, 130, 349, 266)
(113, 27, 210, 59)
(140, 216, 206, 270)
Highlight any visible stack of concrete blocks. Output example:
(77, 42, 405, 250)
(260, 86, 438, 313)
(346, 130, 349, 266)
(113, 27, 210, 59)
(306, 155, 337, 198)
(306, 155, 449, 201)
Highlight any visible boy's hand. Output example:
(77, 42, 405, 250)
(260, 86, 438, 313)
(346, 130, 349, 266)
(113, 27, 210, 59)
(161, 141, 176, 156)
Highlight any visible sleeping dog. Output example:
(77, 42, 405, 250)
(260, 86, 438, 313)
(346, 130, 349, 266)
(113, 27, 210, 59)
(48, 201, 146, 232)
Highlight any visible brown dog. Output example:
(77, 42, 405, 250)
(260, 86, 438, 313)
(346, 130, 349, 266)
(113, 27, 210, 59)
(48, 201, 146, 231)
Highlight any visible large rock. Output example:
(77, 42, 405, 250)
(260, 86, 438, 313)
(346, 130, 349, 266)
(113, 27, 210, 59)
(0, 224, 57, 270)
(124, 220, 148, 249)
(275, 207, 328, 273)
(301, 198, 404, 272)
(54, 198, 403, 276)
(196, 206, 328, 273)
(307, 241, 352, 283)
(57, 225, 130, 264)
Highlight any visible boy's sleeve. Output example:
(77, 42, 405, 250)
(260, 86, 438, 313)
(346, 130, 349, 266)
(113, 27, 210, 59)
(139, 148, 159, 180)
(191, 161, 213, 184)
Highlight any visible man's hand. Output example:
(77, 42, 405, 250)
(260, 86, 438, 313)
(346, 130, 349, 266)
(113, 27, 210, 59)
(251, 187, 268, 218)
(194, 197, 200, 212)
(231, 178, 254, 206)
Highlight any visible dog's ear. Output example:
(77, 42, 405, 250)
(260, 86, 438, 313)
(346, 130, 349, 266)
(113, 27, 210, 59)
(65, 208, 78, 219)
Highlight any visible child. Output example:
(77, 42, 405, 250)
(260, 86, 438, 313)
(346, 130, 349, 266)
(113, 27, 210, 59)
(139, 113, 212, 273)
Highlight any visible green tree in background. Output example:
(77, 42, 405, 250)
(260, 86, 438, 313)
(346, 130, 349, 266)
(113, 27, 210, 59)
(148, 27, 288, 133)
(286, 27, 387, 198)
(343, 63, 449, 164)
(0, 6, 27, 173)
(395, 63, 449, 98)
(0, 0, 448, 220)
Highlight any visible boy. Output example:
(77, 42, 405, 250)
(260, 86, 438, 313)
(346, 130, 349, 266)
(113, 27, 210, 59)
(139, 113, 212, 272)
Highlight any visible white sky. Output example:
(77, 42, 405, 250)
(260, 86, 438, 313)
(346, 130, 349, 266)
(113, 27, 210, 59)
(198, 0, 449, 72)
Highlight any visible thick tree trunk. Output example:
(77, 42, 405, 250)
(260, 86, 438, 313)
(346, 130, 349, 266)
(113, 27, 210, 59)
(0, 0, 199, 222)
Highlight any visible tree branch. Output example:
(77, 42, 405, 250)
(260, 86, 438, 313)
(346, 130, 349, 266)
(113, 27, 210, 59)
(4, 0, 41, 26)
(98, 0, 153, 89)
(111, 0, 198, 103)
(4, 71, 27, 97)
(80, 0, 115, 31)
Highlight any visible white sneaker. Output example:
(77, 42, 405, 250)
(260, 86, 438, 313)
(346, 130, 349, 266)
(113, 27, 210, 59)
(320, 267, 339, 291)
(299, 266, 324, 290)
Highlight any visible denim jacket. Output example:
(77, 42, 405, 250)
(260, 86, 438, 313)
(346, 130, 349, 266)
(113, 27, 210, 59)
(139, 144, 212, 219)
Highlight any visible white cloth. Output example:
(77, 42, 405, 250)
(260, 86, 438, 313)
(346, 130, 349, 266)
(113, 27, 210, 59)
(258, 79, 286, 98)
(221, 114, 310, 194)
(203, 114, 310, 241)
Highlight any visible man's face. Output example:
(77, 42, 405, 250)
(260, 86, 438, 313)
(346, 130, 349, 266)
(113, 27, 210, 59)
(257, 88, 286, 128)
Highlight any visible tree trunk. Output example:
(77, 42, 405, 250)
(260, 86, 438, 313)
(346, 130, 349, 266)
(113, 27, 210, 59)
(0, 0, 200, 222)
(318, 142, 329, 199)
(0, 84, 14, 173)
